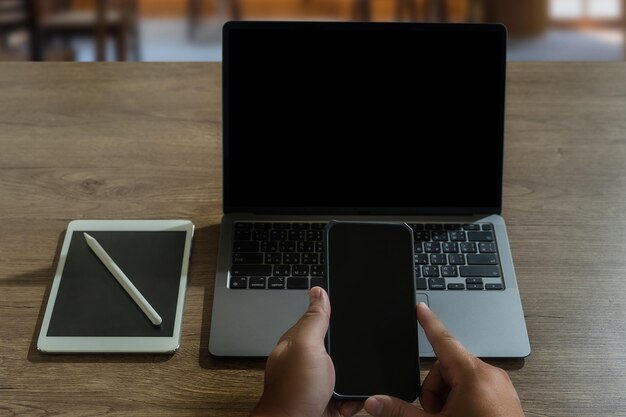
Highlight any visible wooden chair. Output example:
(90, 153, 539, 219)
(352, 0, 449, 22)
(188, 0, 240, 40)
(0, 0, 43, 60)
(393, 0, 449, 22)
(38, 0, 140, 61)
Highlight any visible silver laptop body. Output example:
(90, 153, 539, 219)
(209, 21, 530, 358)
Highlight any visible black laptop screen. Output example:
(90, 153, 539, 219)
(223, 22, 506, 215)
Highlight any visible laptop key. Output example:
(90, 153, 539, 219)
(310, 277, 326, 289)
(301, 253, 318, 264)
(231, 265, 272, 276)
(283, 253, 300, 264)
(289, 230, 306, 241)
(428, 278, 446, 290)
(448, 254, 465, 265)
(486, 283, 503, 290)
(292, 223, 310, 230)
(311, 223, 326, 229)
(234, 222, 253, 229)
(415, 278, 427, 290)
(261, 241, 277, 252)
(467, 231, 494, 242)
(315, 242, 324, 252)
(441, 266, 458, 277)
(467, 283, 484, 290)
(311, 265, 325, 276)
(463, 224, 480, 230)
(459, 266, 500, 277)
(479, 242, 497, 253)
(449, 231, 466, 242)
(252, 229, 269, 240)
(279, 241, 296, 252)
(442, 242, 459, 253)
(264, 253, 282, 264)
(414, 242, 423, 253)
(481, 223, 493, 231)
(413, 231, 430, 241)
(233, 241, 259, 252)
(297, 241, 314, 252)
(466, 278, 483, 284)
(424, 242, 441, 253)
(234, 229, 251, 240)
(422, 266, 440, 277)
(273, 265, 290, 276)
(273, 222, 291, 229)
(254, 222, 272, 229)
(287, 277, 309, 289)
(460, 242, 477, 253)
(249, 277, 266, 289)
(270, 229, 288, 241)
(307, 230, 324, 241)
(230, 277, 247, 289)
(268, 277, 285, 289)
(430, 254, 447, 265)
(415, 254, 429, 265)
(467, 254, 498, 265)
(447, 283, 465, 290)
(233, 253, 263, 264)
(425, 224, 443, 231)
(292, 265, 309, 276)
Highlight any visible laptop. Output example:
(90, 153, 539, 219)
(209, 21, 531, 358)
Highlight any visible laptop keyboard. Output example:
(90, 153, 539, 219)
(229, 222, 504, 291)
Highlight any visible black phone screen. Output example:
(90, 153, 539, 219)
(325, 221, 420, 401)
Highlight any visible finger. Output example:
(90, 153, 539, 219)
(336, 400, 364, 416)
(417, 302, 473, 372)
(419, 360, 448, 414)
(281, 287, 330, 344)
(364, 395, 430, 417)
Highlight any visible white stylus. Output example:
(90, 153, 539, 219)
(84, 233, 162, 326)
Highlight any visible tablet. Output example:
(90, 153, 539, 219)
(37, 220, 194, 353)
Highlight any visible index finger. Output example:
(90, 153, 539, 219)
(417, 303, 474, 373)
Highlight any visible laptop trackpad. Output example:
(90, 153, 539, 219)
(416, 293, 434, 355)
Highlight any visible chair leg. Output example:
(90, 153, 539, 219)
(395, 0, 405, 21)
(352, 0, 371, 21)
(406, 0, 418, 21)
(426, 0, 448, 22)
(130, 0, 141, 61)
(133, 23, 141, 61)
(188, 0, 200, 41)
(95, 0, 106, 61)
(229, 0, 241, 20)
(25, 0, 43, 61)
(116, 28, 127, 61)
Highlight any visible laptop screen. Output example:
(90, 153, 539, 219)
(223, 22, 506, 215)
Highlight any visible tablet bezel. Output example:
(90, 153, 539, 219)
(37, 219, 194, 353)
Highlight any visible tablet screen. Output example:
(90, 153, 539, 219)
(47, 231, 186, 337)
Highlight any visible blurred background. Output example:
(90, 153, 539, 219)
(0, 0, 623, 61)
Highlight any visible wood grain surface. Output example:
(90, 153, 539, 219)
(1, 62, 626, 416)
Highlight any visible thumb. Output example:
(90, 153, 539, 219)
(283, 286, 330, 343)
(364, 395, 431, 417)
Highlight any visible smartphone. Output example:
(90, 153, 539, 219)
(325, 221, 420, 402)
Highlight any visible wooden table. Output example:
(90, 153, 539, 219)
(1, 62, 626, 416)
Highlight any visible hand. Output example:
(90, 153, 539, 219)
(364, 303, 525, 417)
(250, 287, 362, 417)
